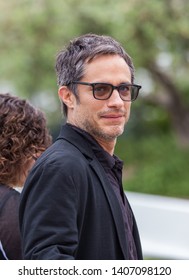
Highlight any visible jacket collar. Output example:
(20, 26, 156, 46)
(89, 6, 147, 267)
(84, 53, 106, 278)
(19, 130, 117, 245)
(56, 123, 95, 160)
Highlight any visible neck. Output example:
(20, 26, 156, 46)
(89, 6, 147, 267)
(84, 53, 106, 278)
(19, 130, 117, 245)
(66, 120, 116, 155)
(96, 138, 116, 156)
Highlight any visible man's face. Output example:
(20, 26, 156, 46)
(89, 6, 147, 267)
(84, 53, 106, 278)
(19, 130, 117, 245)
(67, 54, 132, 144)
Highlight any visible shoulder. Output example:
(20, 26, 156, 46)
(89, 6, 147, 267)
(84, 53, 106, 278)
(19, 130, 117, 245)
(0, 185, 20, 212)
(36, 137, 92, 172)
(0, 185, 20, 202)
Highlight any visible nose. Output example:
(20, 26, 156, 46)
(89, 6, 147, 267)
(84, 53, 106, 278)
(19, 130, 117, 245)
(107, 88, 124, 107)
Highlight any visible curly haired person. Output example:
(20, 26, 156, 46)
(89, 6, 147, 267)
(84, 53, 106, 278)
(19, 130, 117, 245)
(0, 93, 52, 259)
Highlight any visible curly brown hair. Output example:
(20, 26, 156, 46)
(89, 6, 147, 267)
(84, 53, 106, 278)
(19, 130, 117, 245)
(0, 93, 52, 187)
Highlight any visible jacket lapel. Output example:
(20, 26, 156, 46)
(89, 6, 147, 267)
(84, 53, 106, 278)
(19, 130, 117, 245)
(89, 159, 129, 259)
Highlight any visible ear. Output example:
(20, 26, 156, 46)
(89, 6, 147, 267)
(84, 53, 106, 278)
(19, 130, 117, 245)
(58, 86, 75, 109)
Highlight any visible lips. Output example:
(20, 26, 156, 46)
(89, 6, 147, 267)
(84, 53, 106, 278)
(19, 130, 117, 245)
(102, 114, 123, 118)
(100, 115, 125, 125)
(100, 113, 125, 119)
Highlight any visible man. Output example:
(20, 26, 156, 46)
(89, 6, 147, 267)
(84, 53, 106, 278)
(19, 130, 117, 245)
(19, 33, 143, 260)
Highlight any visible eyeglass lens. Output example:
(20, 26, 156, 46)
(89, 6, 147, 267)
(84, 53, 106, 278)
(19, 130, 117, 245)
(93, 84, 137, 101)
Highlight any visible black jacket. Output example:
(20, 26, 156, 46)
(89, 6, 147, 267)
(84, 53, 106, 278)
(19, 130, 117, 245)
(19, 124, 143, 260)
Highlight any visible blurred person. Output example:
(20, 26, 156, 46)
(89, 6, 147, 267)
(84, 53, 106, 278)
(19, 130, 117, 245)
(20, 33, 143, 260)
(0, 93, 52, 259)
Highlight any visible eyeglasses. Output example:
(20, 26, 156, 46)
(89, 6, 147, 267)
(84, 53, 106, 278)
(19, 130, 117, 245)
(71, 81, 141, 101)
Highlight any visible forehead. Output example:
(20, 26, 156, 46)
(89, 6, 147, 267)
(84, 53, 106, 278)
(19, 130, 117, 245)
(83, 54, 131, 82)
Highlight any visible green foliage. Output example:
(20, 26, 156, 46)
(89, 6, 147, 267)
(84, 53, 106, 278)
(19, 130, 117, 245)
(116, 132, 189, 198)
(1, 0, 189, 97)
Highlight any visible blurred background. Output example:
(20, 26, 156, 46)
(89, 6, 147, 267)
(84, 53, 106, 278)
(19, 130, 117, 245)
(0, 0, 189, 198)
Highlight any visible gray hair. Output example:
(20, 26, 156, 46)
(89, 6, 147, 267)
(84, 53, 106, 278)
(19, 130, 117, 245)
(55, 33, 135, 117)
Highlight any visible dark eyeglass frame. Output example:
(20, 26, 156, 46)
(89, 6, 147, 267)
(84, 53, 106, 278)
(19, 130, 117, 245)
(70, 81, 141, 101)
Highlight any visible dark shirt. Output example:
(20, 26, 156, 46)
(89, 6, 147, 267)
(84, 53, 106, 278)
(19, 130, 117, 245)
(70, 124, 138, 259)
(0, 184, 22, 260)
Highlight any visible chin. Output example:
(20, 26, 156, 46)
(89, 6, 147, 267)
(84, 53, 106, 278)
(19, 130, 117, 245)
(110, 126, 124, 136)
(104, 129, 124, 141)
